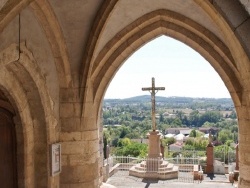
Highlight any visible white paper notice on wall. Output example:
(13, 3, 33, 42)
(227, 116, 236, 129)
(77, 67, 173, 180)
(51, 143, 61, 176)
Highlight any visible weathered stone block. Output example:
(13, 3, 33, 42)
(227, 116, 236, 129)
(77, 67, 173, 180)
(69, 154, 86, 166)
(73, 103, 82, 117)
(82, 130, 98, 141)
(213, 0, 248, 28)
(60, 181, 97, 188)
(82, 140, 99, 156)
(81, 117, 97, 131)
(60, 88, 81, 103)
(61, 155, 68, 166)
(60, 132, 81, 142)
(61, 141, 85, 155)
(61, 117, 81, 132)
(60, 103, 74, 118)
(60, 163, 98, 183)
(60, 102, 82, 118)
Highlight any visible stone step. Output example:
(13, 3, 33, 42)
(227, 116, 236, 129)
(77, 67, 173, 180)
(158, 167, 179, 175)
(135, 166, 146, 171)
(158, 163, 174, 171)
(140, 161, 146, 167)
(129, 162, 179, 180)
(134, 163, 178, 172)
(159, 161, 169, 167)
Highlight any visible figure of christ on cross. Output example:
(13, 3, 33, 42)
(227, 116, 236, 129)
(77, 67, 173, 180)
(142, 77, 165, 131)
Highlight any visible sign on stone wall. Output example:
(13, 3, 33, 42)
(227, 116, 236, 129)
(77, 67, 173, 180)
(50, 143, 61, 176)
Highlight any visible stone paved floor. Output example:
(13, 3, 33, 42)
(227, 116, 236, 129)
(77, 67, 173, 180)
(102, 173, 238, 188)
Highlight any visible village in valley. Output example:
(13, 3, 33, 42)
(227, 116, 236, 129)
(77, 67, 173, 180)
(102, 95, 238, 160)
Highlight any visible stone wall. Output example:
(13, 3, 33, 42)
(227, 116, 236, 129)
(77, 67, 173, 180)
(0, 1, 250, 188)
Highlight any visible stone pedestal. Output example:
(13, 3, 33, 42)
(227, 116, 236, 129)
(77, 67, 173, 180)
(129, 130, 178, 180)
(129, 159, 178, 180)
(146, 130, 162, 172)
(147, 130, 162, 158)
(234, 170, 239, 181)
(206, 144, 214, 174)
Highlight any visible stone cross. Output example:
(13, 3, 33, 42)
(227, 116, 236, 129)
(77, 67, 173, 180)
(142, 77, 165, 131)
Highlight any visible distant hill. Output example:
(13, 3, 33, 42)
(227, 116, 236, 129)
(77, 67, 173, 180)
(104, 95, 233, 107)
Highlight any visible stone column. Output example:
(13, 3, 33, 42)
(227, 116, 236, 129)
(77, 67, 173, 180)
(206, 143, 214, 174)
(146, 130, 162, 172)
(238, 117, 250, 188)
(235, 144, 239, 171)
(234, 143, 239, 181)
(59, 85, 100, 188)
(147, 130, 162, 158)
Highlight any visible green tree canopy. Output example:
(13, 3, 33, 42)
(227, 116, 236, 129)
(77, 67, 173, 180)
(189, 129, 197, 137)
(114, 138, 148, 157)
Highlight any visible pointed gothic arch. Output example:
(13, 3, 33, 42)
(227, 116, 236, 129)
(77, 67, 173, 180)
(0, 43, 58, 187)
(81, 7, 250, 187)
(90, 9, 243, 107)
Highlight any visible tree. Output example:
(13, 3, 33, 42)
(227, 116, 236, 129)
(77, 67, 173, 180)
(214, 145, 231, 164)
(218, 129, 233, 144)
(189, 129, 197, 137)
(162, 137, 176, 146)
(159, 113, 164, 122)
(199, 111, 222, 125)
(202, 121, 216, 128)
(189, 110, 200, 127)
(125, 132, 141, 139)
(184, 137, 208, 151)
(185, 137, 195, 146)
(103, 133, 108, 159)
(114, 138, 148, 157)
(117, 137, 131, 147)
(111, 137, 119, 147)
(182, 144, 195, 151)
(119, 126, 130, 138)
(171, 118, 182, 126)
(182, 115, 189, 126)
(229, 110, 237, 119)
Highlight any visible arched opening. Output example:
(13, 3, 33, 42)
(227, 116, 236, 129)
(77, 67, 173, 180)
(99, 36, 239, 186)
(88, 10, 245, 185)
(102, 35, 237, 157)
(0, 91, 17, 188)
(104, 36, 231, 99)
(0, 43, 58, 187)
(91, 10, 242, 108)
(75, 2, 250, 187)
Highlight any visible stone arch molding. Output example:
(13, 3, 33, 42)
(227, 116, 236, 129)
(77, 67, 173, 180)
(90, 9, 243, 107)
(1, 0, 72, 88)
(87, 7, 250, 188)
(0, 43, 58, 187)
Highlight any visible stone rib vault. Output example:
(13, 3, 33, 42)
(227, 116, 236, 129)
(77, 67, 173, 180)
(0, 0, 250, 187)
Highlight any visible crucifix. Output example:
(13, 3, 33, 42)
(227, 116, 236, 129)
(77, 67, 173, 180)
(142, 77, 165, 131)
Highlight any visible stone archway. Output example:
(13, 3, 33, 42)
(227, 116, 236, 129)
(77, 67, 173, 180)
(0, 43, 59, 187)
(91, 9, 242, 103)
(82, 5, 250, 188)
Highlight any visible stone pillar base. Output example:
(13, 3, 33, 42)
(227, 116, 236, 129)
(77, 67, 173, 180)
(206, 165, 214, 174)
(147, 130, 162, 158)
(234, 170, 239, 181)
(206, 145, 214, 174)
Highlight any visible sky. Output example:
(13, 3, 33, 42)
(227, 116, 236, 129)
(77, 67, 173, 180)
(104, 36, 231, 99)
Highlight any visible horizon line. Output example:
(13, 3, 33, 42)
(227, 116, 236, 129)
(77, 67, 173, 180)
(104, 94, 232, 100)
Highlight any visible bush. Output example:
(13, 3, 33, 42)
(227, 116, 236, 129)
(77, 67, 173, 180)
(113, 138, 148, 157)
